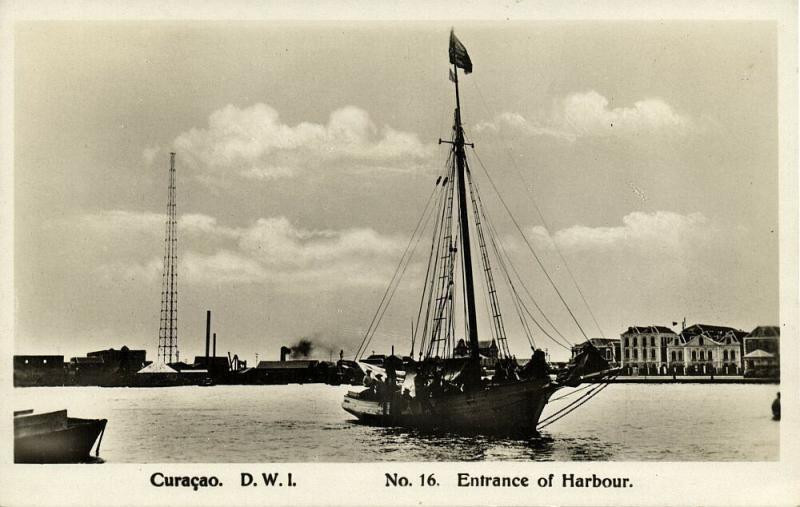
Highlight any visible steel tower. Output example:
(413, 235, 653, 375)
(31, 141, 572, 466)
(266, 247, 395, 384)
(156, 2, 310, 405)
(158, 152, 179, 363)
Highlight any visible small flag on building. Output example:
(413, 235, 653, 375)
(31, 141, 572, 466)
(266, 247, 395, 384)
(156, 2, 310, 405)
(449, 29, 473, 74)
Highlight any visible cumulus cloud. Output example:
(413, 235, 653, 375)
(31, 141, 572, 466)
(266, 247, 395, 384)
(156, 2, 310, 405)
(84, 210, 408, 289)
(173, 103, 435, 183)
(530, 211, 709, 253)
(238, 217, 403, 269)
(474, 91, 690, 141)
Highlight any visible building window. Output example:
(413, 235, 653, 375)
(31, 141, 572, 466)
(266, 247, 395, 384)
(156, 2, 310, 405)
(699, 337, 704, 346)
(723, 350, 728, 361)
(633, 349, 638, 360)
(624, 337, 629, 347)
(671, 351, 676, 362)
(691, 350, 696, 362)
(731, 351, 736, 361)
(633, 337, 637, 347)
(679, 351, 683, 361)
(708, 351, 712, 361)
(700, 350, 705, 361)
(651, 337, 655, 347)
(651, 349, 656, 360)
(43, 359, 47, 364)
(625, 349, 629, 359)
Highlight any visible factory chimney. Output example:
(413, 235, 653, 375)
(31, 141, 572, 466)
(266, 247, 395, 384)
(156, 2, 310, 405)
(280, 346, 291, 362)
(213, 333, 217, 358)
(205, 310, 211, 365)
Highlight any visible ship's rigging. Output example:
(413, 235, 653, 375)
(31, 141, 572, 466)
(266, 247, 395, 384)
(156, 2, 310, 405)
(343, 29, 618, 434)
(354, 33, 600, 365)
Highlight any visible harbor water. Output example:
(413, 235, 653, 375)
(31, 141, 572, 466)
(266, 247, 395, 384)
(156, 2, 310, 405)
(11, 384, 779, 462)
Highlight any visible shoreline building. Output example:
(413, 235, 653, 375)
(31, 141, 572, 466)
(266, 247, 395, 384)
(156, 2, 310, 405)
(13, 355, 66, 386)
(743, 326, 780, 378)
(620, 326, 676, 375)
(668, 324, 747, 376)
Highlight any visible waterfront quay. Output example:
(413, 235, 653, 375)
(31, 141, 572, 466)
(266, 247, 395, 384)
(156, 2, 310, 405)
(15, 315, 780, 387)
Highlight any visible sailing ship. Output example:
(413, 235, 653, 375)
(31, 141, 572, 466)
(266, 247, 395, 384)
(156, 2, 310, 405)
(342, 30, 617, 434)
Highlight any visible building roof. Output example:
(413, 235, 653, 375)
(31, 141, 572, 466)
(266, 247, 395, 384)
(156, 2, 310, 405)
(743, 349, 775, 359)
(746, 326, 780, 338)
(682, 323, 739, 335)
(256, 360, 318, 370)
(137, 362, 178, 373)
(587, 338, 620, 346)
(622, 325, 676, 335)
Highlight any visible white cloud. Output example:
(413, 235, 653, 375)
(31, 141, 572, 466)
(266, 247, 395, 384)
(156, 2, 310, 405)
(530, 211, 709, 253)
(173, 103, 435, 183)
(238, 217, 403, 269)
(83, 210, 409, 289)
(475, 91, 690, 141)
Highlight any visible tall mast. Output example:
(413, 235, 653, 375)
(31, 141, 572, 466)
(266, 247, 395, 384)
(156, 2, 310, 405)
(158, 152, 179, 364)
(451, 64, 480, 361)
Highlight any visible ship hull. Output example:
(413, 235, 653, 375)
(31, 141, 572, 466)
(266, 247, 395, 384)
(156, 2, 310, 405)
(342, 379, 557, 435)
(14, 410, 107, 463)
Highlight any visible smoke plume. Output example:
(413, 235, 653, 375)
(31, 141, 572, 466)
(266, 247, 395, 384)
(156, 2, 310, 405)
(290, 338, 314, 358)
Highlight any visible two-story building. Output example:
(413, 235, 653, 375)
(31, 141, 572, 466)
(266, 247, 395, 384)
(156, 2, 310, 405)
(667, 324, 746, 375)
(620, 326, 677, 375)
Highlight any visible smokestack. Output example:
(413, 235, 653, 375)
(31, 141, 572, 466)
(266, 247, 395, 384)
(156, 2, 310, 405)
(205, 310, 211, 364)
(213, 333, 217, 358)
(280, 346, 291, 362)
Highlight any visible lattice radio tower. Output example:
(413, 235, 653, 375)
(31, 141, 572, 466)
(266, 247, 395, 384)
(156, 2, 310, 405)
(158, 152, 179, 363)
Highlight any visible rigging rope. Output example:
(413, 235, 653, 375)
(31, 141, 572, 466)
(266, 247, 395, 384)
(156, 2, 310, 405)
(414, 162, 453, 357)
(470, 148, 590, 341)
(354, 179, 442, 359)
(470, 80, 606, 340)
(537, 375, 618, 430)
(474, 179, 575, 351)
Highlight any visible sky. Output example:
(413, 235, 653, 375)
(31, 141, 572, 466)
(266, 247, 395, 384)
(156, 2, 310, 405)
(14, 21, 778, 362)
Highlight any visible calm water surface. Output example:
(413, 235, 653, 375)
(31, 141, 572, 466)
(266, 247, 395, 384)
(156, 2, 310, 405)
(12, 384, 778, 462)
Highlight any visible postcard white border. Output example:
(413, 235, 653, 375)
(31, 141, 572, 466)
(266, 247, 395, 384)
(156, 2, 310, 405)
(0, 1, 797, 506)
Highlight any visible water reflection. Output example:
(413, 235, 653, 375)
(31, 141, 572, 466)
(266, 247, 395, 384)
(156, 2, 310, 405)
(350, 423, 615, 462)
(12, 384, 779, 462)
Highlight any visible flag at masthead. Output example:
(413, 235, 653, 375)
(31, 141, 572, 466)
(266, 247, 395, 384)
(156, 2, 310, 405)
(449, 29, 472, 74)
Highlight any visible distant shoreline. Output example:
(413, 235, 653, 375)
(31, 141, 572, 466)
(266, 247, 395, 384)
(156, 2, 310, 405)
(592, 376, 779, 384)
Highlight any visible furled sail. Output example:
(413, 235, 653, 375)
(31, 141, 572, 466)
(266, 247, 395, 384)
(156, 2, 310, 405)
(557, 344, 611, 387)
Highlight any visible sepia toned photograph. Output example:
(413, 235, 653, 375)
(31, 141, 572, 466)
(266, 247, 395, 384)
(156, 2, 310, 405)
(1, 1, 798, 505)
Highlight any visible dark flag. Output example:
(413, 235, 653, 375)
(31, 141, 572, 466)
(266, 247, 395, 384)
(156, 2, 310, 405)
(449, 29, 472, 74)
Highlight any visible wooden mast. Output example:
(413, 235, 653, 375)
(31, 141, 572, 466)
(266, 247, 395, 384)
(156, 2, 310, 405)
(451, 63, 480, 362)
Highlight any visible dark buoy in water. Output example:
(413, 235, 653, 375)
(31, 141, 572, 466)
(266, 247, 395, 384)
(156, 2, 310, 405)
(772, 392, 781, 421)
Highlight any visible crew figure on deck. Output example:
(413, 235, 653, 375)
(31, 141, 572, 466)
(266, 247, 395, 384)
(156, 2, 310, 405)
(521, 349, 551, 380)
